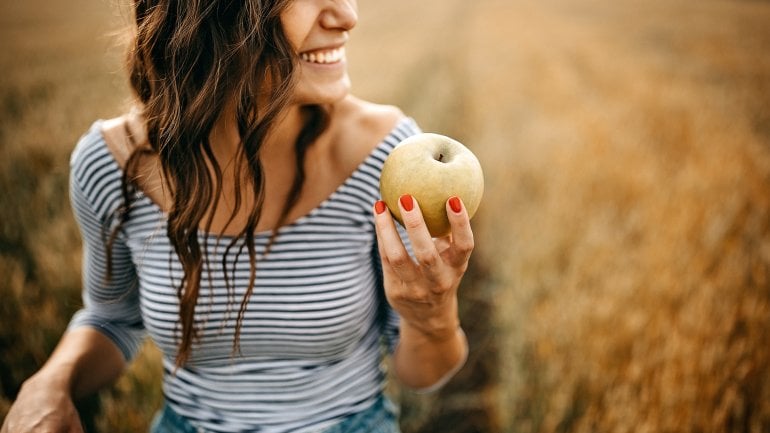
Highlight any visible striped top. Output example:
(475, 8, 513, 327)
(67, 117, 420, 432)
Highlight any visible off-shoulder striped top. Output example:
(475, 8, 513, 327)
(67, 117, 420, 432)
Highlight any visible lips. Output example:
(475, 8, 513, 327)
(299, 46, 345, 64)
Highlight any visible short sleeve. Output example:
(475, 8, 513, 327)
(66, 124, 145, 361)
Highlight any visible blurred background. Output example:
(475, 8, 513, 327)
(2, 0, 770, 431)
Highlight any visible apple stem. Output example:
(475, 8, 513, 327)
(438, 153, 444, 162)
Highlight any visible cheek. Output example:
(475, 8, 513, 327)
(282, 28, 302, 53)
(279, 5, 317, 52)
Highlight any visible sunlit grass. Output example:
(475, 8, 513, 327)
(2, 0, 770, 431)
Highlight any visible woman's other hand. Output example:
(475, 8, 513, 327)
(1, 372, 84, 433)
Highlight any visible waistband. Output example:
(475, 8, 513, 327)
(150, 394, 400, 433)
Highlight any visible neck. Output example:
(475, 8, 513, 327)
(208, 104, 304, 165)
(262, 105, 304, 162)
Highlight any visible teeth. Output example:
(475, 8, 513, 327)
(300, 47, 345, 64)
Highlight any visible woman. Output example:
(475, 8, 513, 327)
(1, 0, 471, 431)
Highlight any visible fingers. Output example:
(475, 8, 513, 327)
(373, 200, 418, 282)
(373, 195, 475, 285)
(445, 196, 475, 268)
(396, 195, 443, 275)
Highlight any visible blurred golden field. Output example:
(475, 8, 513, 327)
(2, 0, 770, 431)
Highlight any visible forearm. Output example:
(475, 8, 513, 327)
(373, 192, 475, 392)
(392, 319, 468, 392)
(29, 326, 126, 399)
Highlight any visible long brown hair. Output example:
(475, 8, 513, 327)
(109, 0, 329, 367)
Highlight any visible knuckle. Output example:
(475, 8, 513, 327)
(456, 236, 475, 255)
(432, 280, 453, 295)
(387, 250, 411, 269)
(459, 241, 475, 255)
(416, 250, 439, 268)
(403, 216, 423, 231)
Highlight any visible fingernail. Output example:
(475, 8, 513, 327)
(399, 194, 414, 212)
(449, 196, 462, 214)
(374, 200, 387, 215)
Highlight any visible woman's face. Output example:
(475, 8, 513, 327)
(280, 0, 358, 105)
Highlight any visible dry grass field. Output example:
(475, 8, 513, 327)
(2, 0, 770, 432)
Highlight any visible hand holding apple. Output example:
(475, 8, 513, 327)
(379, 133, 484, 237)
(373, 132, 479, 391)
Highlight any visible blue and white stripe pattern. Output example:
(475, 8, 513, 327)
(68, 117, 420, 432)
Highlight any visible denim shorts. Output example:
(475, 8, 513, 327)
(150, 395, 401, 433)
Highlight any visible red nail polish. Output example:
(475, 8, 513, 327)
(374, 200, 387, 215)
(399, 194, 414, 212)
(449, 196, 462, 214)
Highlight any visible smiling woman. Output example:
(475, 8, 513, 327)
(283, 0, 356, 104)
(0, 1, 472, 432)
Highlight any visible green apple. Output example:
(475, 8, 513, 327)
(380, 133, 484, 237)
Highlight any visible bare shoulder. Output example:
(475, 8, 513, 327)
(99, 111, 148, 169)
(339, 96, 405, 135)
(328, 96, 406, 167)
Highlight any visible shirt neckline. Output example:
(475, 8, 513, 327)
(90, 116, 413, 239)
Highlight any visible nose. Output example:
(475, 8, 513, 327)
(320, 0, 358, 31)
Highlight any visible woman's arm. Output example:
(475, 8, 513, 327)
(35, 327, 127, 400)
(393, 320, 468, 392)
(1, 327, 126, 433)
(2, 132, 147, 432)
(374, 195, 473, 391)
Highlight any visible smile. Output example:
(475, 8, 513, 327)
(300, 47, 345, 64)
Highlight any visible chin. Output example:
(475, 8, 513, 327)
(293, 79, 351, 105)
